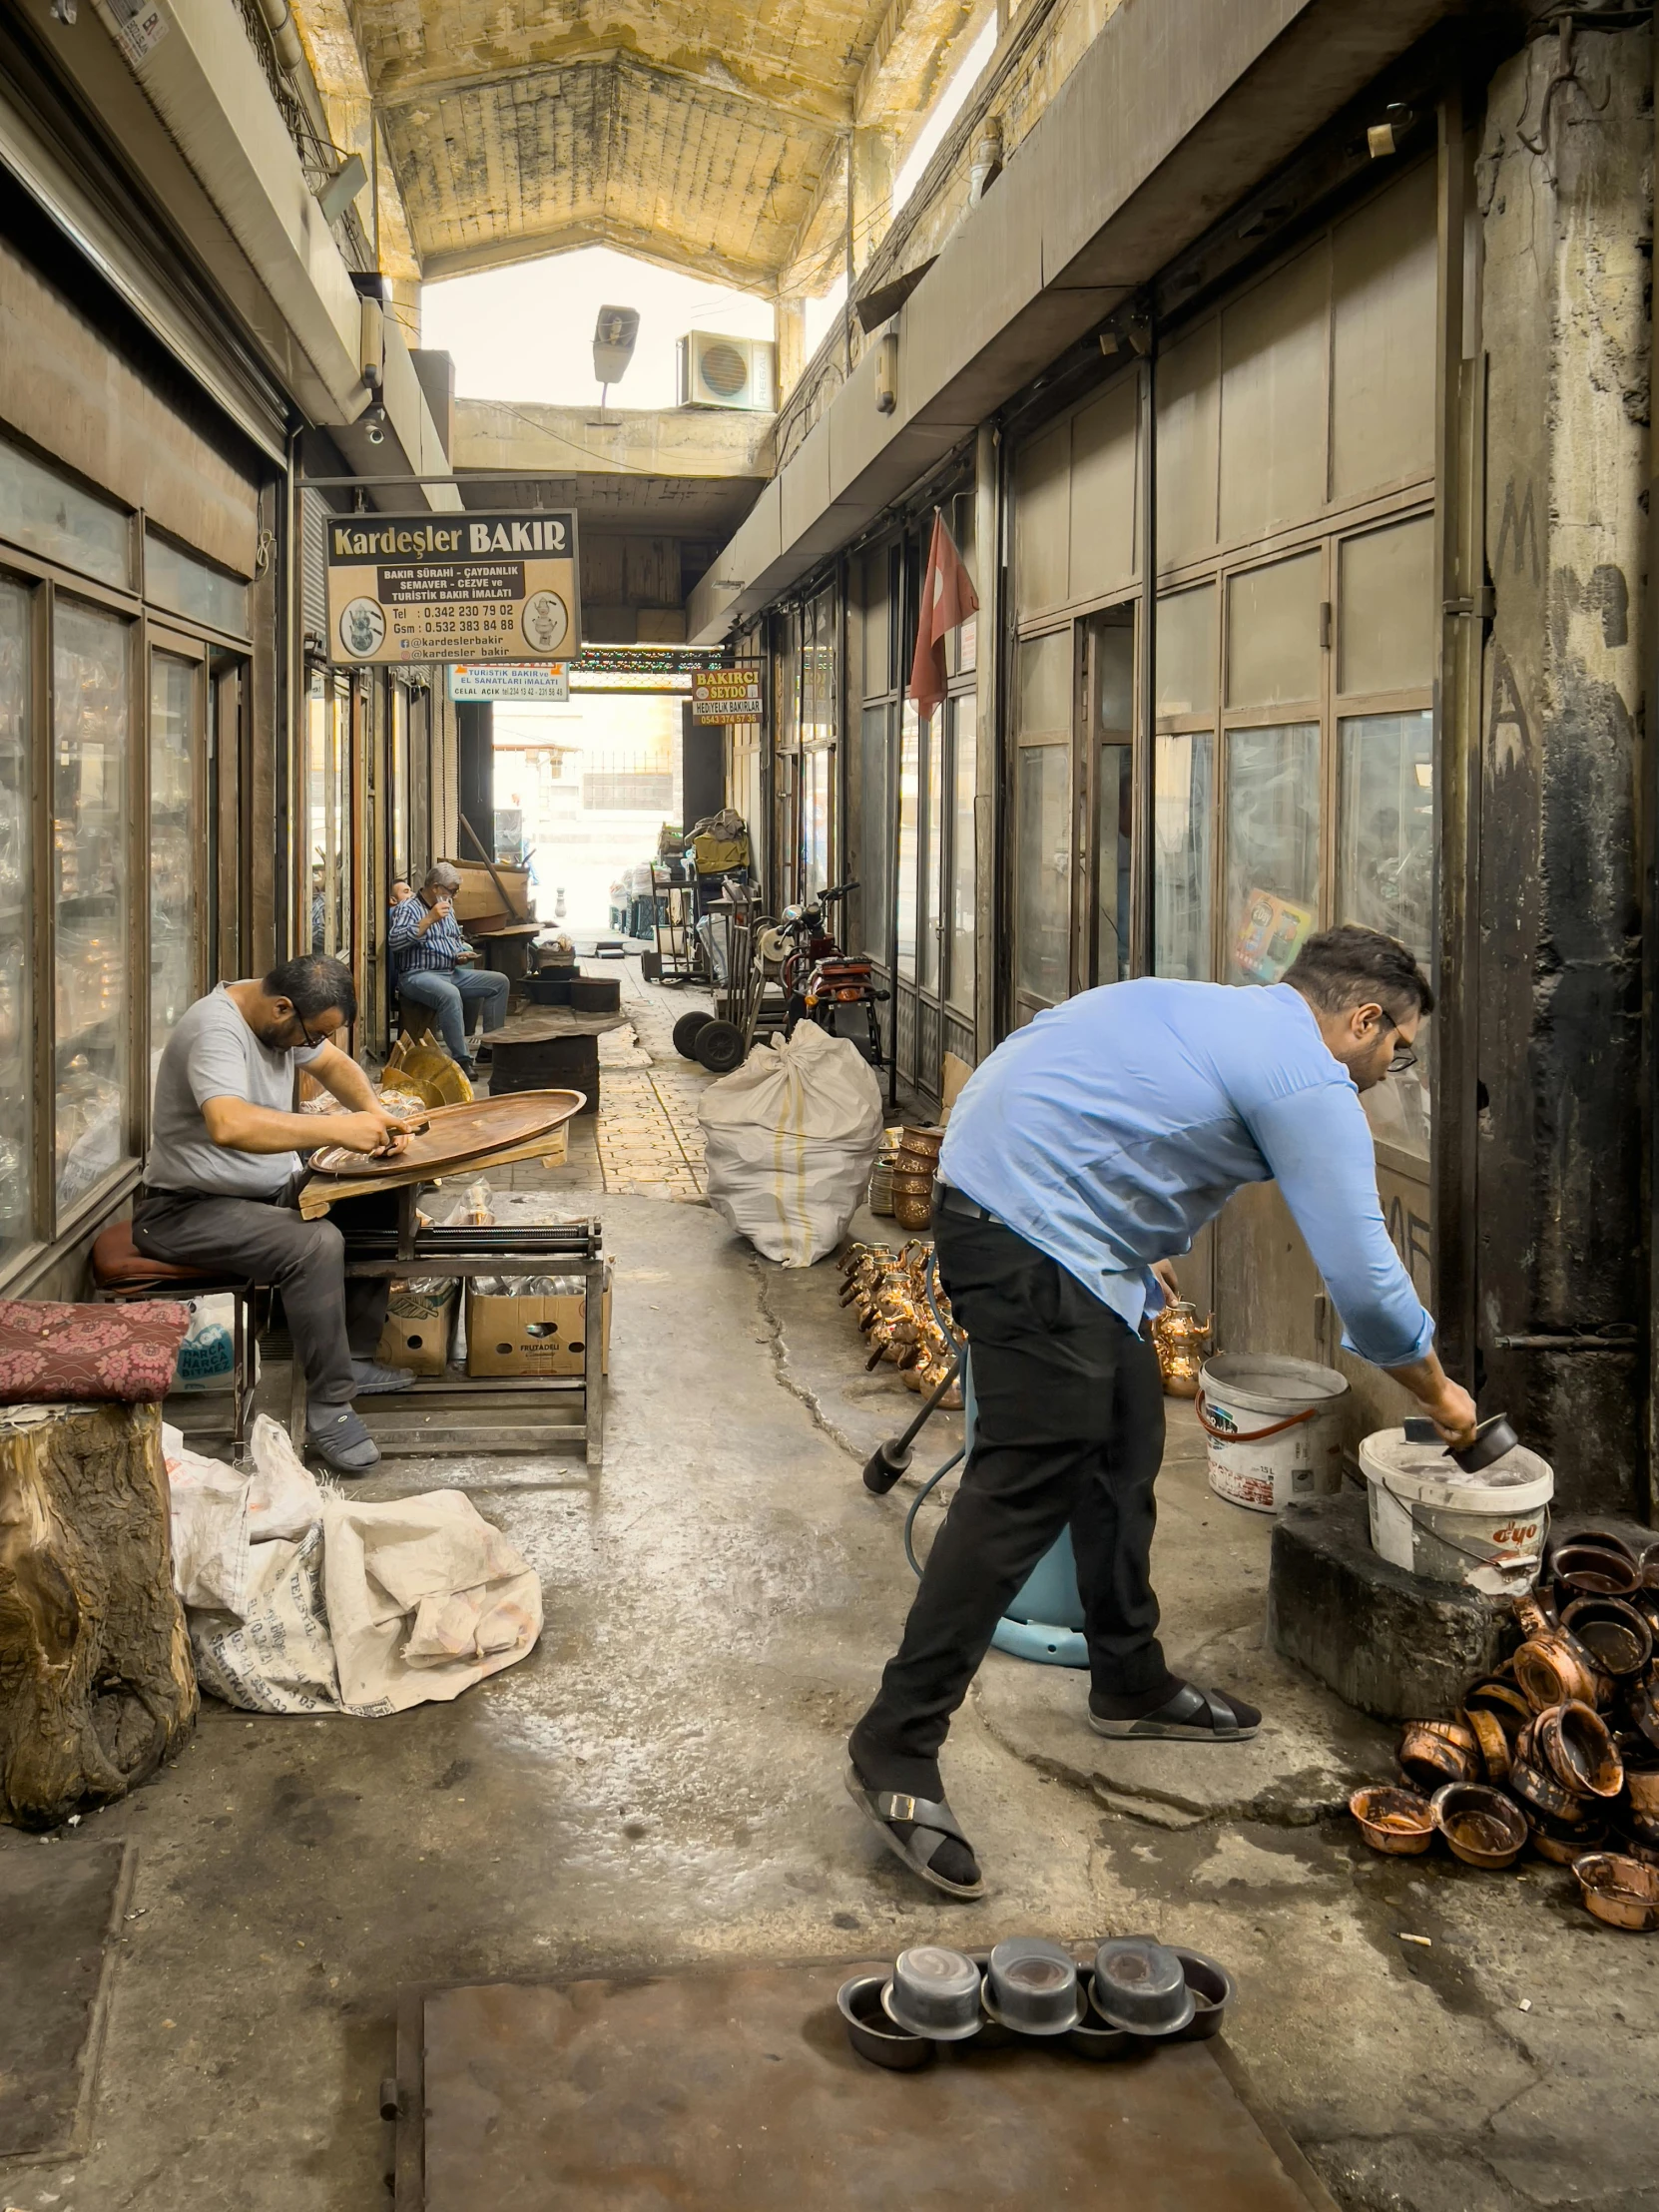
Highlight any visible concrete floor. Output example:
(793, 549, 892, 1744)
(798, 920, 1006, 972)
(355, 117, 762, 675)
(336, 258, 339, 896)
(4, 969, 1658, 2212)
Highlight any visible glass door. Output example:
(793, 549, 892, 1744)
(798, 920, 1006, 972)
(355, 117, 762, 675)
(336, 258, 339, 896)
(0, 575, 33, 1269)
(1081, 605, 1136, 989)
(1010, 630, 1073, 1024)
(149, 637, 206, 1096)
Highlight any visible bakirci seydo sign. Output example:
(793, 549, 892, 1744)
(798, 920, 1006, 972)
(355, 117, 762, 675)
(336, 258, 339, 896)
(325, 511, 581, 665)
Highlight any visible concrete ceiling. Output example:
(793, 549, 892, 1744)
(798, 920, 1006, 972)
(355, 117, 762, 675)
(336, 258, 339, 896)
(322, 0, 984, 290)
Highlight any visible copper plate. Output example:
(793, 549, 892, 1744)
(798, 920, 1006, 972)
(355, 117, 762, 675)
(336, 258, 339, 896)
(307, 1091, 585, 1177)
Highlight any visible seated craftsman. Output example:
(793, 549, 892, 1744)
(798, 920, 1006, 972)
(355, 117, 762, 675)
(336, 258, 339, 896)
(389, 863, 509, 1075)
(132, 955, 417, 1476)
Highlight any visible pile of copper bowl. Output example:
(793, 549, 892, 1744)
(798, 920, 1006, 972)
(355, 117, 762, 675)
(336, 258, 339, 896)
(1350, 1528, 1659, 1932)
(838, 1238, 965, 1404)
(887, 1123, 946, 1231)
(836, 1935, 1232, 2071)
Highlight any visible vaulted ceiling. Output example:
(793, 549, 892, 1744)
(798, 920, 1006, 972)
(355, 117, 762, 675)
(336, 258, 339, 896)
(314, 0, 983, 293)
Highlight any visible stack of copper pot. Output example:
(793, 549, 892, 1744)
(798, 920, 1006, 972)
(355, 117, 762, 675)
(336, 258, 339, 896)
(887, 1124, 945, 1232)
(838, 1239, 965, 1406)
(1350, 1528, 1659, 1931)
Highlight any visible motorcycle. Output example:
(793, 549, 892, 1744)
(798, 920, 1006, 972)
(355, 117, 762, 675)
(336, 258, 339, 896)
(771, 881, 887, 1067)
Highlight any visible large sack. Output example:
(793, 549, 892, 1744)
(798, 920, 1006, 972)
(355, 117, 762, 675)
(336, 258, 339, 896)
(698, 1024, 884, 1265)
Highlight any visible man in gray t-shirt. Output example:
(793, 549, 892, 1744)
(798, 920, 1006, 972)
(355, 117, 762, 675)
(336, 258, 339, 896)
(134, 955, 416, 1475)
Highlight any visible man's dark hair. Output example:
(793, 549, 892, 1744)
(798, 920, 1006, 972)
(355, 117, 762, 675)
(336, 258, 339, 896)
(1282, 925, 1434, 1022)
(263, 953, 357, 1027)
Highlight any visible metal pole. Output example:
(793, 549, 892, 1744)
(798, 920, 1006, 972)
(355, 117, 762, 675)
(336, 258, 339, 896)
(1135, 342, 1156, 979)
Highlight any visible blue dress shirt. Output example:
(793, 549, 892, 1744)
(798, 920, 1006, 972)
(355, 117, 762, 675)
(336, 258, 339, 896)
(387, 893, 470, 978)
(937, 977, 1433, 1370)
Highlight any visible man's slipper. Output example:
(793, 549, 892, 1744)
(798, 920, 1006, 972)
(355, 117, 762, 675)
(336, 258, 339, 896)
(843, 1765, 985, 1900)
(306, 1406, 381, 1475)
(1088, 1682, 1260, 1741)
(350, 1359, 415, 1394)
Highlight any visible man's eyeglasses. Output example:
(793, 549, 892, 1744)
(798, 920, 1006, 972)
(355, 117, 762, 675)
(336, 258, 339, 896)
(288, 1008, 324, 1050)
(1386, 1045, 1417, 1076)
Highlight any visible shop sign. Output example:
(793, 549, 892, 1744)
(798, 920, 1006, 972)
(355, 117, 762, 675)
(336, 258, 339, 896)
(326, 511, 580, 666)
(108, 0, 171, 65)
(691, 669, 762, 724)
(447, 663, 571, 703)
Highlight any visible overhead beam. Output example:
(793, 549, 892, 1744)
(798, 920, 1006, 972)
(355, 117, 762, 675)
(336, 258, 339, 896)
(370, 45, 854, 135)
(415, 215, 785, 295)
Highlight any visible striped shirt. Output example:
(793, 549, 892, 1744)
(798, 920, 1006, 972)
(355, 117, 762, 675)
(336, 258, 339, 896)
(388, 894, 469, 977)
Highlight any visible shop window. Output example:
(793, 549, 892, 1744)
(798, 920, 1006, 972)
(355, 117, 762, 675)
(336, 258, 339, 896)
(1224, 722, 1320, 984)
(859, 704, 892, 949)
(389, 682, 410, 887)
(1227, 552, 1322, 709)
(1015, 744, 1071, 1010)
(1156, 320, 1220, 571)
(946, 495, 977, 677)
(0, 436, 129, 590)
(0, 578, 33, 1266)
(1014, 420, 1069, 617)
(862, 545, 892, 696)
(145, 531, 249, 638)
(1154, 732, 1214, 981)
(53, 601, 131, 1214)
(1017, 626, 1071, 740)
(803, 746, 830, 897)
(919, 712, 943, 995)
(1097, 745, 1133, 983)
(149, 651, 200, 1087)
(895, 702, 921, 979)
(1219, 244, 1330, 549)
(1068, 377, 1137, 606)
(1156, 584, 1217, 718)
(1339, 517, 1435, 696)
(1340, 710, 1433, 1158)
(1332, 162, 1437, 503)
(946, 695, 976, 1016)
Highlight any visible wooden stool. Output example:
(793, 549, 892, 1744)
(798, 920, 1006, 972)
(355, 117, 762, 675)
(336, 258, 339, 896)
(91, 1222, 256, 1449)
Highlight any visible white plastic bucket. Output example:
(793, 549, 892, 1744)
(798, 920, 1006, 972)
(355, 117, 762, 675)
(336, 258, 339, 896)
(1197, 1355, 1350, 1513)
(1360, 1428, 1553, 1595)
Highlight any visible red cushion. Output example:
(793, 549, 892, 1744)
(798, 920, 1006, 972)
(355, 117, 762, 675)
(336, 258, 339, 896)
(92, 1222, 220, 1292)
(0, 1297, 191, 1403)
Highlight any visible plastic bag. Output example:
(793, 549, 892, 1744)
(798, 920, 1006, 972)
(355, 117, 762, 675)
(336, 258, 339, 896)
(173, 1297, 236, 1392)
(697, 1024, 884, 1265)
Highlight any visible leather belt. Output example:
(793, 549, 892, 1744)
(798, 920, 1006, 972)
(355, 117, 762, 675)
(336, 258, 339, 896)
(931, 1179, 993, 1223)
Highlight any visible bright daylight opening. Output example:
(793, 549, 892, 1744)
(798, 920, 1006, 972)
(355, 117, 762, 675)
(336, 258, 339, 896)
(891, 12, 999, 216)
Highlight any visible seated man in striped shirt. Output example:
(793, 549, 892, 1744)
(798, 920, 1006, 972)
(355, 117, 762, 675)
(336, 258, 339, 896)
(388, 863, 509, 1075)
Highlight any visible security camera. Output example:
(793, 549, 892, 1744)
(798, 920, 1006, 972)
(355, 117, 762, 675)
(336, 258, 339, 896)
(363, 403, 386, 447)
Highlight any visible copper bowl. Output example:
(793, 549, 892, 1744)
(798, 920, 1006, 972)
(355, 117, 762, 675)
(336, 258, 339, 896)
(1549, 1529, 1637, 1571)
(1464, 1709, 1512, 1784)
(1513, 1631, 1607, 1713)
(1530, 1813, 1606, 1865)
(1397, 1720, 1479, 1792)
(1534, 1700, 1624, 1800)
(1553, 1543, 1640, 1603)
(1627, 1676, 1659, 1752)
(1508, 1736, 1589, 1825)
(1559, 1596, 1653, 1680)
(899, 1124, 945, 1154)
(1350, 1784, 1434, 1855)
(1430, 1783, 1528, 1869)
(1573, 1852, 1659, 1932)
(1625, 1769, 1659, 1818)
(888, 1171, 937, 1197)
(892, 1196, 933, 1230)
(1463, 1680, 1534, 1740)
(1512, 1590, 1555, 1639)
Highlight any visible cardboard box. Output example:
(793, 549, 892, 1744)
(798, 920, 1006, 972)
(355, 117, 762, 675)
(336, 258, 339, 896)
(376, 1282, 458, 1377)
(465, 1271, 611, 1379)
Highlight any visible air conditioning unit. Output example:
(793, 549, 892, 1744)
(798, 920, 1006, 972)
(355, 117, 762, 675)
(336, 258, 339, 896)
(678, 331, 777, 411)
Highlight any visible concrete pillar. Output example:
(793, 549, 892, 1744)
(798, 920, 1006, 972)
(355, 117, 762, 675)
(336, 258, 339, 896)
(1475, 25, 1652, 1512)
(850, 126, 894, 277)
(775, 296, 806, 401)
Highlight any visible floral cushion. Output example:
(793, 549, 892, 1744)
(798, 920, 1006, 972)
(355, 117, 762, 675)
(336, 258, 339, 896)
(0, 1298, 192, 1403)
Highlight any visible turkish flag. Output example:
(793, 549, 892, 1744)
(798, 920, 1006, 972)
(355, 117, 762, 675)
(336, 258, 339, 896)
(907, 508, 979, 719)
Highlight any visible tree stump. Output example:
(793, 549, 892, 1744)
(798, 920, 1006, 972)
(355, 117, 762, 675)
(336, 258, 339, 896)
(0, 1401, 196, 1829)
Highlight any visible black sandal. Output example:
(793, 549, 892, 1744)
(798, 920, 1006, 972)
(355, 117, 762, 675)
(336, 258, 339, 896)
(1088, 1682, 1260, 1742)
(843, 1765, 985, 1899)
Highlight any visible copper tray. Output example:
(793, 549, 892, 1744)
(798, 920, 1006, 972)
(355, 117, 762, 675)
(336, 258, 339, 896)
(306, 1090, 584, 1177)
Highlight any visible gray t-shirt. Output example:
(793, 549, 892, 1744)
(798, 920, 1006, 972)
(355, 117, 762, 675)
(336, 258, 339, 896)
(145, 985, 325, 1197)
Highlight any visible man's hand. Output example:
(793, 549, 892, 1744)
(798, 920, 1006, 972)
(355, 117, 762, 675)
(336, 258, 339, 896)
(1150, 1258, 1182, 1303)
(1417, 1376, 1478, 1449)
(335, 1109, 412, 1157)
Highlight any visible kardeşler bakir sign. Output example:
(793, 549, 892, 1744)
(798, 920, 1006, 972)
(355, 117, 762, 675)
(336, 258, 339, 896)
(325, 511, 581, 665)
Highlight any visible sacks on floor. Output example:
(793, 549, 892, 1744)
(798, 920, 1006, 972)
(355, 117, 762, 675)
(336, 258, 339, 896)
(697, 1022, 884, 1266)
(165, 1414, 542, 1715)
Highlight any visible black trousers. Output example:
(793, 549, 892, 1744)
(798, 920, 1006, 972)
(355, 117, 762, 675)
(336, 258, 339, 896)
(133, 1186, 395, 1409)
(851, 1205, 1168, 1797)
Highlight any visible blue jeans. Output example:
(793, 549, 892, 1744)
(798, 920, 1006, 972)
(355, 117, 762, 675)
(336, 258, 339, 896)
(396, 964, 509, 1061)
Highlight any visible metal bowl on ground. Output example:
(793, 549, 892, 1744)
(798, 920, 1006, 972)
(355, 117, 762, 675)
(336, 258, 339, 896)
(1625, 1768, 1659, 1818)
(1398, 1719, 1480, 1792)
(1465, 1709, 1512, 1783)
(1430, 1783, 1529, 1869)
(1530, 1812, 1606, 1865)
(888, 1171, 937, 1197)
(1627, 1676, 1659, 1752)
(1066, 2002, 1136, 2061)
(899, 1124, 945, 1156)
(1573, 1852, 1659, 1932)
(1512, 1590, 1556, 1639)
(1549, 1529, 1637, 1572)
(1553, 1543, 1640, 1602)
(1614, 1824, 1659, 1869)
(838, 1974, 936, 2069)
(1170, 1947, 1233, 2040)
(1350, 1784, 1435, 1855)
(1507, 1735, 1589, 1826)
(1513, 1630, 1607, 1713)
(882, 1945, 984, 2040)
(1559, 1596, 1653, 1681)
(1091, 1938, 1197, 2037)
(982, 1937, 1087, 2035)
(1535, 1700, 1624, 1801)
(892, 1194, 933, 1231)
(1464, 1680, 1535, 1740)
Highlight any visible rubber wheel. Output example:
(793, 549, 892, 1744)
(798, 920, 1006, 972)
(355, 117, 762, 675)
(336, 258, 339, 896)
(673, 1009, 714, 1059)
(692, 1019, 747, 1074)
(640, 949, 663, 982)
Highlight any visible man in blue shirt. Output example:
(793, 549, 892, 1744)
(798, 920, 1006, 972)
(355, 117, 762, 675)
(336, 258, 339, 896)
(846, 926, 1476, 1900)
(388, 863, 509, 1074)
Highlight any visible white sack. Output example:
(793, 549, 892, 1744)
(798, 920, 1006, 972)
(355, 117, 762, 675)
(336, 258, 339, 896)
(189, 1525, 341, 1714)
(697, 1024, 884, 1266)
(161, 1413, 323, 1616)
(320, 1490, 543, 1715)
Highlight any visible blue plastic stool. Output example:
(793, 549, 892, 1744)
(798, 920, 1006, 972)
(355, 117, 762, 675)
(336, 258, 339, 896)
(956, 1355, 1089, 1669)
